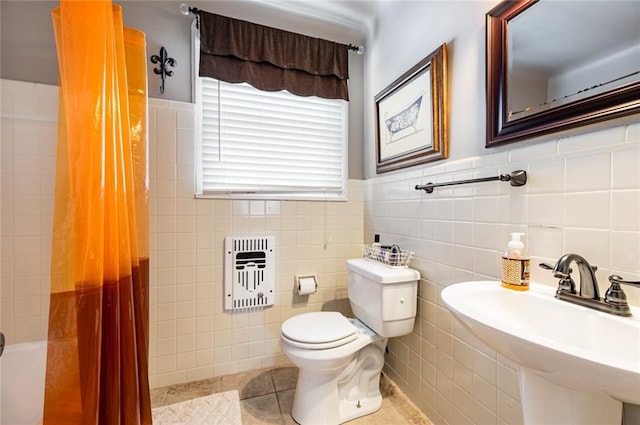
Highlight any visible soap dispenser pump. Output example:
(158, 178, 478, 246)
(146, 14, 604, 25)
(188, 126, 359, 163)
(501, 232, 530, 291)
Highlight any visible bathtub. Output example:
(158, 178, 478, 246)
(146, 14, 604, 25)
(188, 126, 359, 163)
(0, 340, 46, 425)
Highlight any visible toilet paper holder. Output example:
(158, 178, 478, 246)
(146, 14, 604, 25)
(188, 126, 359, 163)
(295, 274, 318, 295)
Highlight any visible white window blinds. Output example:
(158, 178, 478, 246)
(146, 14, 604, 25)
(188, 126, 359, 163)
(193, 24, 348, 200)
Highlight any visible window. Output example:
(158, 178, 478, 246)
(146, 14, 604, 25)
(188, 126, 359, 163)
(192, 23, 348, 200)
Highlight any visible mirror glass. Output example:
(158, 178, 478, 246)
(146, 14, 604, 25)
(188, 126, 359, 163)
(507, 1, 640, 121)
(486, 0, 640, 147)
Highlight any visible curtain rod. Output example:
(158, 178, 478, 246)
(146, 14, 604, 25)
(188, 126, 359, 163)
(179, 3, 365, 55)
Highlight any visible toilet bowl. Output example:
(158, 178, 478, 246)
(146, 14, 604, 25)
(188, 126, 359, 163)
(280, 258, 420, 424)
(280, 312, 387, 424)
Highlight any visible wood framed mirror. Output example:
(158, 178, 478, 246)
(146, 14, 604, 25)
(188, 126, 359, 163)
(486, 0, 640, 147)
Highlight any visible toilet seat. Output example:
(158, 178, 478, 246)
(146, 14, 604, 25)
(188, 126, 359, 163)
(281, 312, 358, 350)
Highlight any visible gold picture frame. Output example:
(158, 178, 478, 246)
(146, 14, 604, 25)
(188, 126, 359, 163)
(375, 43, 448, 174)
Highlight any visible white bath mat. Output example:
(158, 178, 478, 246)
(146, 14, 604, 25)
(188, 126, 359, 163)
(152, 390, 242, 425)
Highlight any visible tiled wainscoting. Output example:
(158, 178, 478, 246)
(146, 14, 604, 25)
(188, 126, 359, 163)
(1, 80, 364, 388)
(145, 98, 363, 387)
(366, 123, 640, 424)
(2, 79, 639, 425)
(1, 80, 57, 343)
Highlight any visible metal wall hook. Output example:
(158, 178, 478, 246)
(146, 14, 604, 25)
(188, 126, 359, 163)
(415, 170, 527, 194)
(150, 46, 176, 94)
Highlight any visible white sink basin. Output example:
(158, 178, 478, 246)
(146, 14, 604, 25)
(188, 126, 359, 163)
(441, 281, 640, 425)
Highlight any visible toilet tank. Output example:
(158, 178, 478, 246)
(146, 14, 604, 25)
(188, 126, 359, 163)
(346, 258, 420, 337)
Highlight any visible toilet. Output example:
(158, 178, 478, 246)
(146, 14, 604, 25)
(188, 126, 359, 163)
(280, 258, 420, 424)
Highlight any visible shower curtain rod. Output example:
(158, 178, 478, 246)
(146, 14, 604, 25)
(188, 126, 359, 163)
(179, 3, 365, 54)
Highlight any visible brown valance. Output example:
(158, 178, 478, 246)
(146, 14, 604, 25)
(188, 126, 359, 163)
(198, 10, 350, 101)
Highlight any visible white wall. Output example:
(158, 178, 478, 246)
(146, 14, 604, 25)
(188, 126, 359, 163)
(365, 1, 494, 175)
(363, 2, 640, 424)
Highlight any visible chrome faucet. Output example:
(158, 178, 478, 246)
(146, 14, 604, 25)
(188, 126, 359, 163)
(553, 253, 599, 299)
(540, 254, 640, 317)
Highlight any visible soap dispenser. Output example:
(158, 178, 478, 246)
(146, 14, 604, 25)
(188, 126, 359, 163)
(501, 232, 530, 291)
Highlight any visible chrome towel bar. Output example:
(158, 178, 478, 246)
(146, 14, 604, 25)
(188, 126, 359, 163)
(415, 170, 527, 193)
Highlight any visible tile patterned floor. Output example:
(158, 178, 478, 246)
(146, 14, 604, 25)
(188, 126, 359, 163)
(151, 366, 432, 425)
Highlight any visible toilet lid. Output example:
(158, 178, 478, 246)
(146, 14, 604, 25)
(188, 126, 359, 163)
(281, 312, 358, 349)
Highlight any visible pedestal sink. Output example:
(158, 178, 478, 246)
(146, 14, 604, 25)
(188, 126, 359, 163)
(441, 281, 640, 425)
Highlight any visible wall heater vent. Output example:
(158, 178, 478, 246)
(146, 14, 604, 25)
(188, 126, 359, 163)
(224, 236, 275, 311)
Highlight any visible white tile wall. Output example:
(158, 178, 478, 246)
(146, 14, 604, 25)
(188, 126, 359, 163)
(2, 79, 639, 423)
(369, 124, 640, 425)
(0, 80, 364, 389)
(1, 79, 58, 344)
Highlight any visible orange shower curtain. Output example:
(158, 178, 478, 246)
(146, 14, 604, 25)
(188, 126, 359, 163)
(45, 1, 150, 424)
